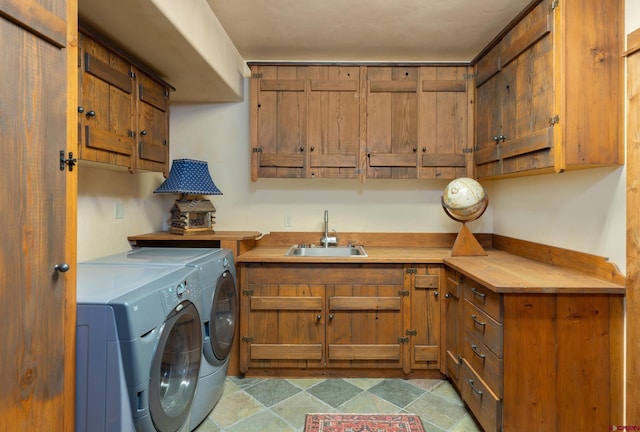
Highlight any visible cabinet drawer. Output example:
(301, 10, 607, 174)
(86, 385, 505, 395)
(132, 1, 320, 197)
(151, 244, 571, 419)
(461, 360, 501, 432)
(463, 330, 503, 398)
(463, 301, 503, 357)
(463, 281, 502, 322)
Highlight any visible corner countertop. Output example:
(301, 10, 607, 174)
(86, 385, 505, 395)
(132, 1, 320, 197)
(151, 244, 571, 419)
(237, 246, 625, 295)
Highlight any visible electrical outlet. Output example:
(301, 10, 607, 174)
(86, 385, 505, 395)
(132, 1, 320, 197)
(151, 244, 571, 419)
(114, 201, 124, 219)
(284, 215, 293, 227)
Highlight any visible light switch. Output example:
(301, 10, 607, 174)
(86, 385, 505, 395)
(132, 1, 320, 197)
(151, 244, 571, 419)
(114, 201, 124, 219)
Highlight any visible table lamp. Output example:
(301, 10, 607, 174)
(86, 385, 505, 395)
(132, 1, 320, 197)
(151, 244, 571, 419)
(154, 159, 222, 235)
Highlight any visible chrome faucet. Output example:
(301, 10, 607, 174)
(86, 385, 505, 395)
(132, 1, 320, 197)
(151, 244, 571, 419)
(321, 210, 338, 247)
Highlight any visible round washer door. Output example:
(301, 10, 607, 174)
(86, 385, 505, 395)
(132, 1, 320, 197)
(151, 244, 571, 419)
(205, 270, 237, 364)
(149, 300, 202, 432)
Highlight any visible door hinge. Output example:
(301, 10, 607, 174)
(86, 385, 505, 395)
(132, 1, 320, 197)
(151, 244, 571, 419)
(406, 329, 417, 336)
(129, 71, 136, 79)
(252, 147, 263, 153)
(128, 129, 136, 138)
(550, 0, 559, 11)
(59, 150, 77, 171)
(252, 73, 263, 79)
(242, 336, 253, 343)
(549, 115, 560, 126)
(405, 268, 417, 275)
(463, 72, 476, 80)
(398, 336, 410, 343)
(242, 289, 253, 296)
(463, 147, 473, 154)
(398, 289, 410, 297)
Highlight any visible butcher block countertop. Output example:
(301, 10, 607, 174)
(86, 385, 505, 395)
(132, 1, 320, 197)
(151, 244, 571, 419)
(237, 232, 625, 295)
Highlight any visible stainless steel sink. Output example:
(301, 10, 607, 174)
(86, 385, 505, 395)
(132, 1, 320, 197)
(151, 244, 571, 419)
(285, 245, 367, 257)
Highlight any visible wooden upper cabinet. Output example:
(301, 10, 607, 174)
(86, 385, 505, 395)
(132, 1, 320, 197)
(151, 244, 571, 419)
(307, 65, 362, 179)
(474, 0, 623, 179)
(78, 32, 136, 171)
(250, 64, 473, 181)
(136, 71, 170, 176)
(418, 66, 474, 179)
(78, 27, 172, 175)
(366, 66, 420, 179)
(250, 65, 308, 180)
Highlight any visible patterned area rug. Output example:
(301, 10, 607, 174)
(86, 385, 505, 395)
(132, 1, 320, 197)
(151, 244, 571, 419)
(304, 413, 426, 432)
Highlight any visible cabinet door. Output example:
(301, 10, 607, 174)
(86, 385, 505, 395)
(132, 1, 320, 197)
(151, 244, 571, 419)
(443, 268, 463, 386)
(240, 265, 324, 372)
(366, 66, 419, 178)
(78, 33, 135, 171)
(418, 66, 473, 179)
(136, 70, 170, 176)
(498, 0, 554, 175)
(307, 65, 362, 179)
(409, 265, 441, 370)
(326, 265, 406, 370)
(250, 65, 307, 180)
(1, 0, 76, 429)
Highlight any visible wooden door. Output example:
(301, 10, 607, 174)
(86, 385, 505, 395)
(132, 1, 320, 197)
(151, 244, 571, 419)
(443, 268, 463, 387)
(408, 265, 441, 370)
(498, 0, 554, 175)
(250, 65, 308, 180)
(136, 70, 170, 176)
(78, 32, 135, 171)
(325, 265, 406, 370)
(366, 66, 419, 179)
(418, 66, 473, 179)
(240, 264, 325, 372)
(0, 0, 76, 429)
(307, 65, 362, 179)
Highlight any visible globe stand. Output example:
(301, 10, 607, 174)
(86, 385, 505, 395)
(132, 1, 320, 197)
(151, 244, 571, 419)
(451, 223, 487, 257)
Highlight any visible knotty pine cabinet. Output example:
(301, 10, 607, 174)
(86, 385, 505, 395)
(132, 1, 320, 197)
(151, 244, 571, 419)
(249, 64, 474, 181)
(474, 0, 622, 179)
(78, 27, 171, 175)
(238, 263, 442, 375)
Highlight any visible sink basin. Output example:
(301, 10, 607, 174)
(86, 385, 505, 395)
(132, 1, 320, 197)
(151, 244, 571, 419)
(285, 245, 367, 257)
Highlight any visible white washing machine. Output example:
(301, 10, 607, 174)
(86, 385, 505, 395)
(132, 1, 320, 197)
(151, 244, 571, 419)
(83, 248, 237, 429)
(76, 263, 203, 432)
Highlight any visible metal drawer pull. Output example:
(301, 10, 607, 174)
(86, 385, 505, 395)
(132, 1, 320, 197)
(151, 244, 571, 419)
(468, 379, 483, 397)
(471, 287, 486, 298)
(471, 344, 486, 359)
(471, 314, 486, 327)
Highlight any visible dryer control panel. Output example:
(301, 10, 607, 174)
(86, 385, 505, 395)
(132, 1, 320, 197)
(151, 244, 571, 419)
(161, 269, 201, 313)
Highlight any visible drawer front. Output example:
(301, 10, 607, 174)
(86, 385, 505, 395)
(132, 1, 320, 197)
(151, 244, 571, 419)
(463, 330, 503, 398)
(463, 280, 502, 322)
(461, 360, 502, 432)
(464, 300, 503, 357)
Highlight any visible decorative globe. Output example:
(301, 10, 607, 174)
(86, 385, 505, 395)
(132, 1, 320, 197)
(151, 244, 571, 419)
(441, 177, 488, 223)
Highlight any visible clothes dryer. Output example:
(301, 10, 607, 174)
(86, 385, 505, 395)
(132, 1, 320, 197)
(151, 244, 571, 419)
(76, 263, 203, 432)
(83, 248, 237, 429)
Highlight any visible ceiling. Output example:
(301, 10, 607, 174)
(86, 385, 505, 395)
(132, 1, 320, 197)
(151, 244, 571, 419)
(207, 0, 533, 63)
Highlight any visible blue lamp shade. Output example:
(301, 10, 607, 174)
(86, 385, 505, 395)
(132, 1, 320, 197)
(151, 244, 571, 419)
(154, 159, 222, 197)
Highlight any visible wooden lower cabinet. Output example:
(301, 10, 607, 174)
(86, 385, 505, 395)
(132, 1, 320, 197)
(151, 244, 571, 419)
(445, 266, 624, 431)
(239, 263, 441, 375)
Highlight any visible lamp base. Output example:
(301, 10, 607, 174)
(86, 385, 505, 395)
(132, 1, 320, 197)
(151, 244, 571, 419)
(169, 226, 215, 236)
(451, 223, 487, 256)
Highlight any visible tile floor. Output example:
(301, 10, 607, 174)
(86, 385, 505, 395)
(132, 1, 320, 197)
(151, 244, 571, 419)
(193, 376, 481, 432)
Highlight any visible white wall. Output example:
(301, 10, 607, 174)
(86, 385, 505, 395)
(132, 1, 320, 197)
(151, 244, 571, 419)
(77, 2, 638, 274)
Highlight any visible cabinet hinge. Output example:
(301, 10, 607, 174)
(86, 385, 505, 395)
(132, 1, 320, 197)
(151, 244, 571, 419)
(550, 0, 559, 11)
(462, 147, 473, 154)
(242, 289, 254, 296)
(252, 73, 263, 79)
(406, 329, 417, 336)
(463, 72, 476, 79)
(549, 115, 560, 126)
(252, 147, 263, 153)
(163, 139, 168, 146)
(128, 129, 136, 138)
(59, 150, 77, 172)
(398, 336, 410, 343)
(129, 71, 136, 79)
(405, 268, 417, 275)
(398, 289, 410, 297)
(242, 336, 254, 343)
(164, 89, 170, 98)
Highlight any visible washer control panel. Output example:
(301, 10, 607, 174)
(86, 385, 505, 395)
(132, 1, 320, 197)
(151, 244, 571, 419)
(160, 269, 201, 313)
